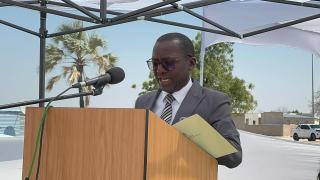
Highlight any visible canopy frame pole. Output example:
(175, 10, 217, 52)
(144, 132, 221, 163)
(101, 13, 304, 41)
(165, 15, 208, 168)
(0, 19, 40, 36)
(109, 0, 181, 23)
(0, 0, 97, 23)
(47, 11, 235, 38)
(47, 18, 135, 38)
(0, 0, 37, 7)
(146, 17, 234, 37)
(46, 0, 226, 18)
(60, 0, 101, 22)
(243, 13, 320, 38)
(170, 2, 241, 38)
(263, 0, 320, 9)
(2, 0, 320, 106)
(140, 0, 227, 18)
(100, 0, 106, 22)
(38, 0, 47, 107)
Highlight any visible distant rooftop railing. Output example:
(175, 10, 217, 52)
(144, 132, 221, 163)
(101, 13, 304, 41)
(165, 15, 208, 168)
(0, 112, 25, 136)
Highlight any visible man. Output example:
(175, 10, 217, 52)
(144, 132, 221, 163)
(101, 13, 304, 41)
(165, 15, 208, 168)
(135, 32, 242, 168)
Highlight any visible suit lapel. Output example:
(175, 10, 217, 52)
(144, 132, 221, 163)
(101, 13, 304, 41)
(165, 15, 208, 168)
(146, 89, 162, 110)
(173, 81, 205, 124)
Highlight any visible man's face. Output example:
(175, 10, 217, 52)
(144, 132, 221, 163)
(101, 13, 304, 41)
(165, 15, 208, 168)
(151, 39, 195, 93)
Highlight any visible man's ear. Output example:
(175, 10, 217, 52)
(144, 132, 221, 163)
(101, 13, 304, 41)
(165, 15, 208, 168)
(188, 56, 196, 70)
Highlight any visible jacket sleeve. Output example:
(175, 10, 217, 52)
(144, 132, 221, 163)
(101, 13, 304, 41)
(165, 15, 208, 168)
(208, 94, 242, 168)
(134, 96, 142, 108)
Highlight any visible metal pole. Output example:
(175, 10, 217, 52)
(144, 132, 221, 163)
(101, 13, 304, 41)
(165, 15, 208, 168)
(0, 0, 38, 8)
(109, 0, 180, 23)
(262, 0, 320, 9)
(100, 0, 106, 22)
(60, 0, 101, 22)
(39, 0, 47, 107)
(170, 2, 241, 38)
(0, 0, 96, 23)
(243, 13, 320, 38)
(0, 90, 99, 110)
(0, 19, 40, 36)
(199, 32, 205, 86)
(312, 54, 315, 117)
(199, 8, 206, 87)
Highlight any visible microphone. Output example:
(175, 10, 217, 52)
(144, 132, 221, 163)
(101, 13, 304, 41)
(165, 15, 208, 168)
(72, 67, 125, 88)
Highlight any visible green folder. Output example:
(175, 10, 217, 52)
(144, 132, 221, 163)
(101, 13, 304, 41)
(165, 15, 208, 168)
(173, 114, 238, 158)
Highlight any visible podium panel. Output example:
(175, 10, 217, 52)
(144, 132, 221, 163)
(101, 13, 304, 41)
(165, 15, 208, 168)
(23, 108, 147, 180)
(23, 108, 217, 180)
(147, 112, 217, 180)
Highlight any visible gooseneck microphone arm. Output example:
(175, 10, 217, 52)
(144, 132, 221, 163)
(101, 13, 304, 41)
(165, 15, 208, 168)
(0, 67, 125, 110)
(0, 88, 103, 110)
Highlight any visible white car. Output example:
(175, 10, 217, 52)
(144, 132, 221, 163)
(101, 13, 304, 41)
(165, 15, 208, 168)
(291, 124, 320, 141)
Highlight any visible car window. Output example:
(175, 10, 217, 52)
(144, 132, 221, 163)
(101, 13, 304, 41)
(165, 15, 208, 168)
(300, 125, 310, 129)
(310, 125, 320, 129)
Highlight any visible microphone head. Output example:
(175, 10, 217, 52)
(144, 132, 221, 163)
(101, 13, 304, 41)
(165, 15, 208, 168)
(107, 67, 125, 84)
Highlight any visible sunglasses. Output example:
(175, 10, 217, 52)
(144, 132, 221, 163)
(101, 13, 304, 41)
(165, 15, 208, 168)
(146, 58, 178, 71)
(146, 55, 193, 71)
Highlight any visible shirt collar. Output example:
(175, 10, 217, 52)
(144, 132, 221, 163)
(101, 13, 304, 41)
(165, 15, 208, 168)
(160, 78, 192, 104)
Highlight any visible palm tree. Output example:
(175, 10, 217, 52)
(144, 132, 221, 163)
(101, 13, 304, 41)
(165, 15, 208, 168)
(45, 21, 117, 107)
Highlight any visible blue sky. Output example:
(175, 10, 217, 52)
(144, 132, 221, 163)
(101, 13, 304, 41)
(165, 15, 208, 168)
(0, 6, 319, 113)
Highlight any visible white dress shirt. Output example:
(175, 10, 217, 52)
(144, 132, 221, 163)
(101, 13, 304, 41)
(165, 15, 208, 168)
(152, 78, 193, 125)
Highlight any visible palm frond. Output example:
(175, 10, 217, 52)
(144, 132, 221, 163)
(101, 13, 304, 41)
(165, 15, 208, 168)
(103, 53, 117, 67)
(62, 66, 74, 78)
(67, 66, 81, 85)
(88, 33, 106, 54)
(53, 21, 88, 57)
(46, 75, 61, 91)
(90, 53, 117, 74)
(45, 45, 64, 72)
(45, 21, 117, 108)
(93, 56, 108, 74)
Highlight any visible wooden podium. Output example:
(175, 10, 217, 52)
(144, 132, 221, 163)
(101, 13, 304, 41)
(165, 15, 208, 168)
(22, 107, 217, 180)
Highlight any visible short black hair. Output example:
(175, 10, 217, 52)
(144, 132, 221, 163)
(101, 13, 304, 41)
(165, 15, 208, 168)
(156, 32, 195, 57)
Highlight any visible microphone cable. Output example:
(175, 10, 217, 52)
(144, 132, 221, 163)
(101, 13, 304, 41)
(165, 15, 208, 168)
(23, 67, 123, 179)
(25, 87, 72, 180)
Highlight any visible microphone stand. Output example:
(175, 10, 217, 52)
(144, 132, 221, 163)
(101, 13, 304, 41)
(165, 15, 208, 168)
(0, 87, 103, 110)
(2, 86, 104, 180)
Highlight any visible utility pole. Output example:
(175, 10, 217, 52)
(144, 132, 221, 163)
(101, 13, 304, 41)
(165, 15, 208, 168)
(312, 54, 314, 117)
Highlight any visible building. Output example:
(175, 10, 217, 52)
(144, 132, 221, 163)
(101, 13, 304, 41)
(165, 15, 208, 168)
(245, 113, 261, 125)
(232, 112, 315, 136)
(283, 113, 315, 124)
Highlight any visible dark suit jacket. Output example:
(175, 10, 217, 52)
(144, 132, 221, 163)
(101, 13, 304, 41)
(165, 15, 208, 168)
(135, 80, 242, 168)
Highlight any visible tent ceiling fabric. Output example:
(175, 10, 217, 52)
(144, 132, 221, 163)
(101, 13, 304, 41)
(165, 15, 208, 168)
(20, 0, 319, 55)
(47, 0, 196, 11)
(293, 18, 320, 33)
(204, 25, 320, 56)
(203, 0, 320, 33)
(201, 0, 320, 55)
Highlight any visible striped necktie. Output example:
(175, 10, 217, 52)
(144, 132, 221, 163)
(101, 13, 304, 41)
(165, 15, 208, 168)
(160, 94, 175, 124)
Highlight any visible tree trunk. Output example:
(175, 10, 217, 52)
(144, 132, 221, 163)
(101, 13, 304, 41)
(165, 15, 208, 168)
(78, 71, 85, 108)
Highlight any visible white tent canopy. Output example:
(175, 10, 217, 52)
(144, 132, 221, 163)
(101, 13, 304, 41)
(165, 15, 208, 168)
(5, 0, 319, 92)
(1, 1, 320, 179)
(46, 0, 320, 56)
(53, 0, 196, 11)
(202, 0, 320, 56)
